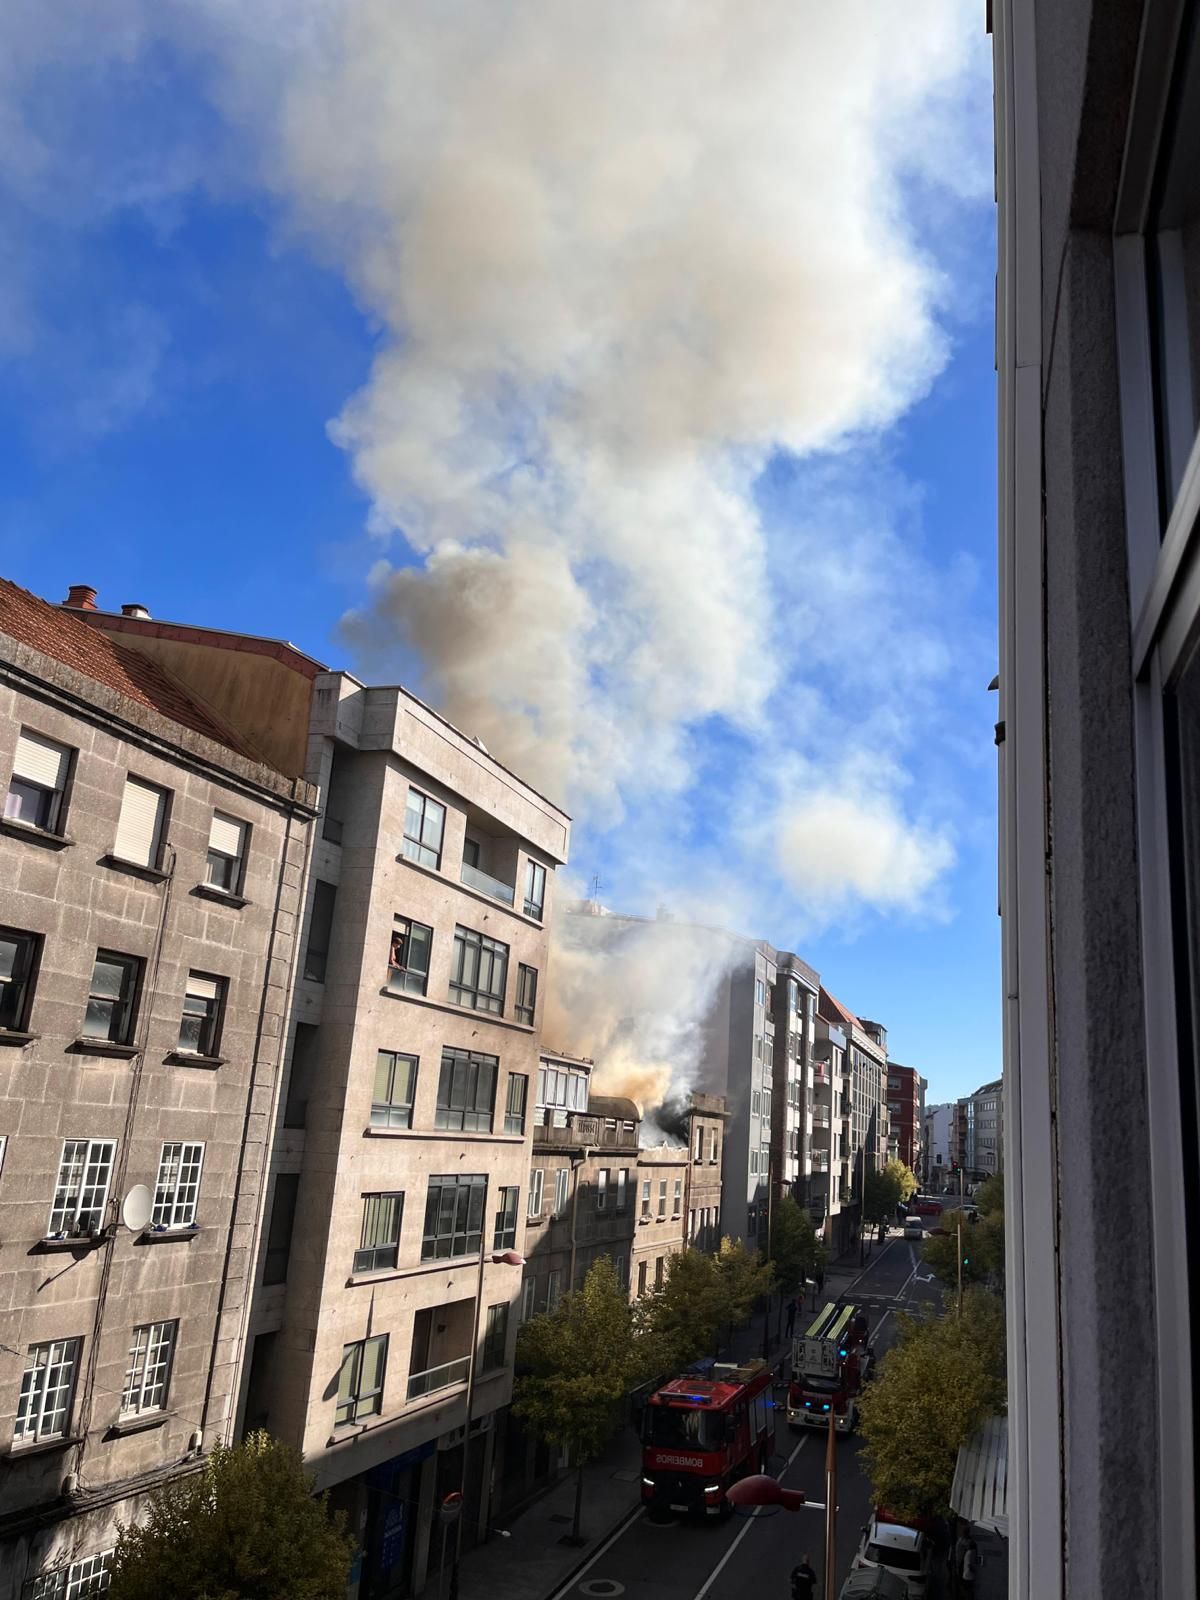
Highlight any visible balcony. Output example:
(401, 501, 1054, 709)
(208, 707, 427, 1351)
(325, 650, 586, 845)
(460, 862, 515, 907)
(533, 1110, 634, 1149)
(812, 1108, 831, 1129)
(812, 1065, 830, 1086)
(407, 1356, 470, 1401)
(811, 1151, 830, 1172)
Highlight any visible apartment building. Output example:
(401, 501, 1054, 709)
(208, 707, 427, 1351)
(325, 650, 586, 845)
(0, 580, 318, 1598)
(922, 1103, 955, 1192)
(994, 0, 1200, 1587)
(816, 991, 887, 1255)
(768, 953, 821, 1217)
(886, 1062, 922, 1173)
(962, 1079, 1003, 1180)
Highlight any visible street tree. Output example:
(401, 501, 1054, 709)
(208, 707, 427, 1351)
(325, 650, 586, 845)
(974, 1171, 1004, 1216)
(858, 1289, 1007, 1520)
(638, 1248, 725, 1371)
(514, 1256, 643, 1543)
(883, 1157, 919, 1203)
(714, 1235, 775, 1328)
(107, 1433, 355, 1600)
(922, 1205, 1005, 1291)
(861, 1165, 903, 1227)
(769, 1195, 824, 1297)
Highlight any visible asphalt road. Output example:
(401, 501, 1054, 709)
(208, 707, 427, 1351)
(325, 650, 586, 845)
(550, 1231, 947, 1600)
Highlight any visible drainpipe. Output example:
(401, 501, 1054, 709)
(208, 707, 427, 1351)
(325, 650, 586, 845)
(568, 1147, 593, 1291)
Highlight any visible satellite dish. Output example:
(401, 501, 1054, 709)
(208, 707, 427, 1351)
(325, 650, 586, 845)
(121, 1184, 152, 1233)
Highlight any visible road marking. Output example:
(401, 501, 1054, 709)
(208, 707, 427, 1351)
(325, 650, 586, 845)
(544, 1504, 645, 1600)
(690, 1437, 808, 1600)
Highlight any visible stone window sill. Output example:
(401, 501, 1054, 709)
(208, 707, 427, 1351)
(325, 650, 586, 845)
(377, 987, 535, 1035)
(101, 853, 170, 883)
(363, 1126, 524, 1144)
(165, 1051, 225, 1070)
(106, 1410, 171, 1438)
(193, 884, 250, 909)
(70, 1037, 140, 1059)
(39, 1234, 103, 1252)
(5, 1434, 83, 1460)
(139, 1226, 200, 1244)
(0, 818, 74, 850)
(0, 1029, 38, 1048)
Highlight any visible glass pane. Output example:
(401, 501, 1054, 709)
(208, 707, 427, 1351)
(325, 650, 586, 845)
(82, 998, 115, 1039)
(90, 959, 125, 1000)
(0, 936, 18, 982)
(374, 1052, 393, 1104)
(408, 922, 431, 976)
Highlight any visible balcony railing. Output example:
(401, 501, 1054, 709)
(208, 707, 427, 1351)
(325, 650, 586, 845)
(811, 1152, 830, 1172)
(812, 1066, 830, 1085)
(460, 863, 515, 907)
(812, 1109, 831, 1128)
(407, 1356, 470, 1401)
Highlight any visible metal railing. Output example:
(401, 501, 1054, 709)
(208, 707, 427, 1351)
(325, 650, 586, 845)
(407, 1355, 470, 1401)
(460, 863, 515, 906)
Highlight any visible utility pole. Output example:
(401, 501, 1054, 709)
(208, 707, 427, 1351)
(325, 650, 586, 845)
(823, 1409, 838, 1600)
(956, 1205, 963, 1322)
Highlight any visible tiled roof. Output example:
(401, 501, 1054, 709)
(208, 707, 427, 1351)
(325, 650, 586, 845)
(818, 984, 859, 1032)
(0, 578, 260, 763)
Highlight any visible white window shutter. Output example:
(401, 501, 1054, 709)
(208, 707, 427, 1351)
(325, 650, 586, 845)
(115, 778, 166, 866)
(186, 974, 220, 1001)
(13, 732, 69, 790)
(208, 812, 244, 857)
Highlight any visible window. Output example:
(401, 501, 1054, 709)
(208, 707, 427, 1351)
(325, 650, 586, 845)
(6, 730, 71, 832)
(494, 1185, 519, 1249)
(263, 1172, 299, 1285)
(15, 1338, 80, 1443)
(482, 1302, 509, 1371)
(751, 1089, 761, 1115)
(637, 1260, 648, 1296)
(0, 928, 38, 1032)
(372, 1050, 417, 1129)
(402, 787, 445, 870)
(177, 971, 225, 1057)
(205, 812, 247, 894)
(302, 880, 337, 983)
(755, 978, 766, 1006)
(30, 1551, 112, 1600)
(421, 1173, 486, 1260)
(694, 1126, 703, 1162)
(113, 777, 168, 868)
(49, 1140, 115, 1236)
(521, 1277, 537, 1322)
(709, 1130, 719, 1163)
(641, 1180, 651, 1217)
(750, 1150, 758, 1175)
(658, 1180, 667, 1218)
(515, 963, 538, 1026)
(537, 1063, 588, 1111)
(82, 951, 141, 1045)
(655, 1256, 665, 1289)
(523, 858, 546, 919)
(553, 1167, 570, 1217)
(614, 1253, 628, 1288)
(616, 1168, 628, 1211)
(673, 1178, 682, 1216)
(528, 1169, 544, 1218)
(463, 836, 481, 869)
(597, 1169, 609, 1210)
(436, 1046, 497, 1132)
(503, 1072, 528, 1136)
(121, 1321, 176, 1416)
(387, 915, 432, 996)
(336, 1334, 388, 1426)
(151, 1142, 204, 1228)
(546, 1268, 562, 1310)
(449, 925, 508, 1014)
(355, 1192, 404, 1274)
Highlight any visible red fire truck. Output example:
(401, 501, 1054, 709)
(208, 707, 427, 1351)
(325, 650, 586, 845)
(787, 1301, 872, 1433)
(640, 1358, 774, 1518)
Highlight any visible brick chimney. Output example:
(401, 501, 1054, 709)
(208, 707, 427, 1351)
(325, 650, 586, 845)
(62, 585, 98, 610)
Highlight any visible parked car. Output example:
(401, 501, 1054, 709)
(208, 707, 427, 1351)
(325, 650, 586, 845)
(839, 1567, 908, 1600)
(903, 1215, 924, 1240)
(852, 1516, 934, 1597)
(909, 1196, 943, 1217)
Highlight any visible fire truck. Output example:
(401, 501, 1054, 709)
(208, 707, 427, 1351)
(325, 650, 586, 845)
(640, 1358, 774, 1518)
(787, 1301, 872, 1433)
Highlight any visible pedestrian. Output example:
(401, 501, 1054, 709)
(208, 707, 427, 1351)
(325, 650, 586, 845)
(952, 1523, 971, 1598)
(815, 1263, 825, 1299)
(960, 1535, 980, 1598)
(790, 1555, 818, 1600)
(785, 1297, 797, 1339)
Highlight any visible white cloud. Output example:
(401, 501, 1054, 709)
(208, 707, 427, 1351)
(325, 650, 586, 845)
(777, 788, 955, 916)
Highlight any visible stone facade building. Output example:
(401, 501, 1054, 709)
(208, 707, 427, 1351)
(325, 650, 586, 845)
(0, 580, 317, 1598)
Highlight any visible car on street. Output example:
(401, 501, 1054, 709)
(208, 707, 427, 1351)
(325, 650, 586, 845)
(852, 1516, 934, 1597)
(903, 1215, 924, 1240)
(839, 1567, 908, 1600)
(909, 1196, 943, 1216)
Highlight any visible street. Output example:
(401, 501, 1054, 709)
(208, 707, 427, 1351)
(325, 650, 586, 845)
(547, 1232, 947, 1600)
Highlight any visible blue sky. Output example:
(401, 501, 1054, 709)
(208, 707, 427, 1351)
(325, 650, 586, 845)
(0, 3, 998, 1105)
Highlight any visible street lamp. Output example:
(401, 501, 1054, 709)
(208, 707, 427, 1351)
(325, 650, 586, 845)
(447, 1248, 526, 1600)
(726, 1412, 838, 1600)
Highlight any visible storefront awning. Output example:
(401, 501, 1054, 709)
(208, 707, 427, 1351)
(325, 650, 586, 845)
(950, 1414, 1008, 1537)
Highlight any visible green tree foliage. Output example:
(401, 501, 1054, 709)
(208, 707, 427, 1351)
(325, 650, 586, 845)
(637, 1248, 726, 1371)
(714, 1236, 776, 1326)
(883, 1158, 919, 1203)
(861, 1165, 903, 1225)
(922, 1206, 1005, 1290)
(107, 1433, 355, 1600)
(769, 1195, 825, 1295)
(858, 1289, 1007, 1520)
(974, 1171, 1004, 1217)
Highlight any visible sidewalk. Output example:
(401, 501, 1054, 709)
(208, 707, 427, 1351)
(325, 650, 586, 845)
(458, 1245, 871, 1600)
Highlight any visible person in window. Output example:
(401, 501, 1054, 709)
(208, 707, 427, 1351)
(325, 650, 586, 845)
(790, 1556, 817, 1600)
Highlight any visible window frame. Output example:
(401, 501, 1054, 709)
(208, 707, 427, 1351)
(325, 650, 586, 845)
(0, 926, 40, 1034)
(5, 729, 73, 835)
(81, 950, 142, 1046)
(421, 1173, 487, 1261)
(30, 1550, 113, 1600)
(402, 787, 446, 871)
(493, 1185, 519, 1250)
(616, 1168, 628, 1212)
(372, 1050, 418, 1129)
(435, 1046, 497, 1132)
(553, 1167, 570, 1218)
(449, 924, 509, 1015)
(528, 1169, 544, 1218)
(177, 971, 226, 1058)
(515, 962, 538, 1026)
(481, 1302, 509, 1371)
(121, 1320, 177, 1418)
(387, 914, 433, 997)
(503, 1072, 528, 1135)
(354, 1191, 405, 1275)
(335, 1333, 388, 1427)
(151, 1141, 204, 1229)
(14, 1337, 81, 1445)
(112, 775, 169, 870)
(48, 1139, 116, 1237)
(523, 858, 546, 920)
(205, 811, 248, 895)
(596, 1169, 609, 1211)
